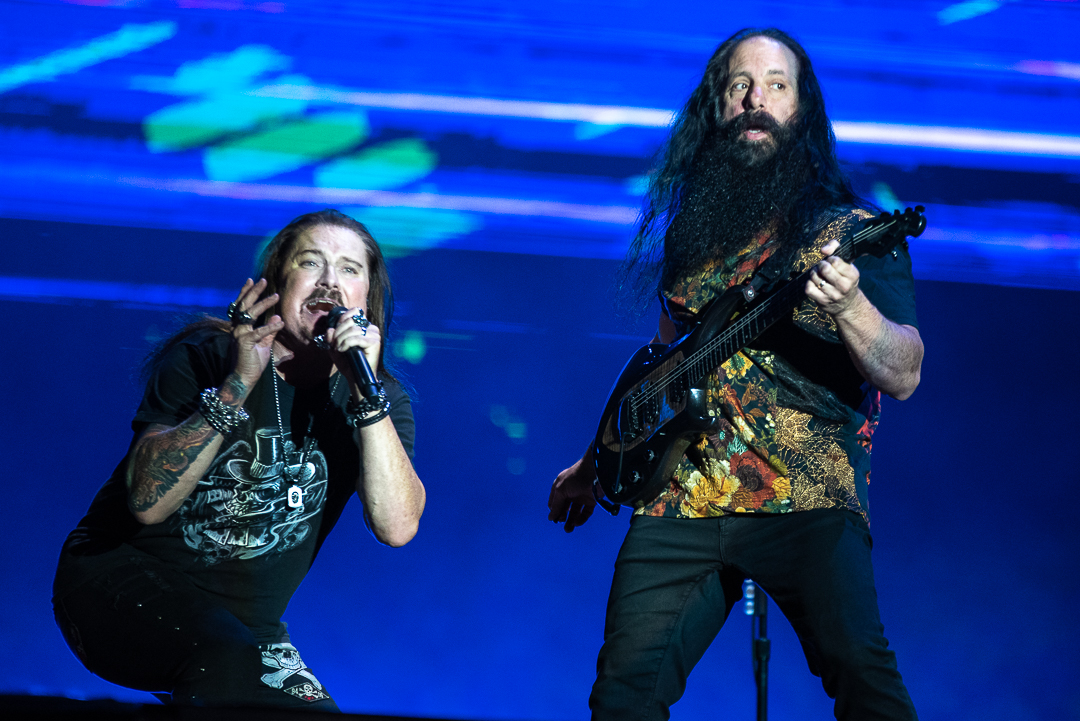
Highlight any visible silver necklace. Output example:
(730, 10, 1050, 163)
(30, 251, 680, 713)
(269, 348, 341, 510)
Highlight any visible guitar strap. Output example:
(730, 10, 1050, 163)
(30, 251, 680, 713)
(740, 248, 787, 302)
(662, 208, 853, 337)
(741, 207, 849, 301)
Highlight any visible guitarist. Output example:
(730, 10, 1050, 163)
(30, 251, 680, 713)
(548, 28, 924, 721)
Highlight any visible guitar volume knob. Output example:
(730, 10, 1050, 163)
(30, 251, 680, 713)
(645, 449, 656, 462)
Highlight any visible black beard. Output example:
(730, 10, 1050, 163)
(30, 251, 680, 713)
(663, 112, 811, 286)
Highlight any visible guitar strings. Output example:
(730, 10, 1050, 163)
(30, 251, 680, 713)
(627, 218, 895, 416)
(632, 233, 858, 405)
(629, 220, 885, 409)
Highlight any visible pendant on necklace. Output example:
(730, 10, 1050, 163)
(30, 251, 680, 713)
(269, 358, 339, 515)
(282, 459, 305, 510)
(287, 484, 304, 509)
(282, 448, 315, 510)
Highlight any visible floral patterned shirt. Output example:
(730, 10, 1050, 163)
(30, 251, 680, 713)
(637, 208, 918, 522)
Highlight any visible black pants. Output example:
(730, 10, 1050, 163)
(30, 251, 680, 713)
(53, 553, 339, 711)
(589, 510, 917, 721)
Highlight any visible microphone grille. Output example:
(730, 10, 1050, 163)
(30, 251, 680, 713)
(327, 305, 349, 325)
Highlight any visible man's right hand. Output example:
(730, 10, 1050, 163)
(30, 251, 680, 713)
(548, 452, 599, 533)
(229, 278, 284, 391)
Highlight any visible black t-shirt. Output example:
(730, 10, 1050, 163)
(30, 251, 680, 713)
(57, 329, 415, 641)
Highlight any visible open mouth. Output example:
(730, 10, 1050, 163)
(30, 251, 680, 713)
(744, 121, 770, 140)
(304, 298, 339, 345)
(731, 111, 780, 143)
(304, 298, 338, 315)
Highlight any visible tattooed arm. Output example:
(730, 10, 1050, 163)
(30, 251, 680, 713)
(126, 375, 248, 524)
(126, 279, 283, 524)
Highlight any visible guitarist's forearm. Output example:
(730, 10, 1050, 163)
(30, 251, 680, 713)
(832, 291, 924, 401)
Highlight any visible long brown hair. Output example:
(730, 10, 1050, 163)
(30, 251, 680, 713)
(144, 209, 397, 379)
(256, 209, 395, 374)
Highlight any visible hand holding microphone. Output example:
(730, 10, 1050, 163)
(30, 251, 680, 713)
(327, 306, 381, 400)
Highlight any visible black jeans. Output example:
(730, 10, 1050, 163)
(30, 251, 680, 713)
(52, 553, 339, 711)
(589, 510, 917, 721)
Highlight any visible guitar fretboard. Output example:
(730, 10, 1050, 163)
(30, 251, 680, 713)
(628, 217, 903, 417)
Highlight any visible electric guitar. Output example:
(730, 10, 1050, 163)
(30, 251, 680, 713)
(593, 206, 926, 507)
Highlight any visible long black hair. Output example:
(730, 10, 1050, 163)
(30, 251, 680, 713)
(619, 28, 867, 308)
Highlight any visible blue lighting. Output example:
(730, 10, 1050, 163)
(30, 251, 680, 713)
(2, 3, 1079, 720)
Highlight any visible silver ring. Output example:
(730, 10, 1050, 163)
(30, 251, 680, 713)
(351, 312, 369, 329)
(228, 301, 254, 324)
(818, 280, 826, 289)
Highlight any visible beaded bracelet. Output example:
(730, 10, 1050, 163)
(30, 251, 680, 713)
(199, 387, 250, 435)
(346, 388, 391, 429)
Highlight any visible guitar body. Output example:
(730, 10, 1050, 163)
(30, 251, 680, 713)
(592, 206, 927, 508)
(593, 290, 744, 506)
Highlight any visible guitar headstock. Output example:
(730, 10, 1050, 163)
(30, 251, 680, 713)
(852, 205, 926, 259)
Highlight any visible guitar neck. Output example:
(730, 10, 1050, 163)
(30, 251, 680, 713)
(679, 219, 898, 387)
(605, 207, 923, 507)
(693, 270, 806, 378)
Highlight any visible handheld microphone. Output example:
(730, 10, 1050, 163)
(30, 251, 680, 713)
(327, 306, 380, 400)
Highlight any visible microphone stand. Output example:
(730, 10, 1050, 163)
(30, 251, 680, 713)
(743, 579, 770, 721)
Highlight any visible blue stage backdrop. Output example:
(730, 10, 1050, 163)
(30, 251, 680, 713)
(1, 1, 1078, 720)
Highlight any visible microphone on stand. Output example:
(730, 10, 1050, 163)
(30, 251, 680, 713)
(744, 579, 758, 616)
(327, 306, 380, 400)
(743, 579, 770, 721)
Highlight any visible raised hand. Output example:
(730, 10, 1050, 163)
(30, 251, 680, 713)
(228, 278, 285, 390)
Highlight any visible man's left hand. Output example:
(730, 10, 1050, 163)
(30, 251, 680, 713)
(326, 306, 382, 390)
(804, 238, 923, 400)
(805, 238, 864, 317)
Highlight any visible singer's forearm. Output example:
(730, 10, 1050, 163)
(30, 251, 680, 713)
(126, 375, 248, 524)
(355, 418, 425, 547)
